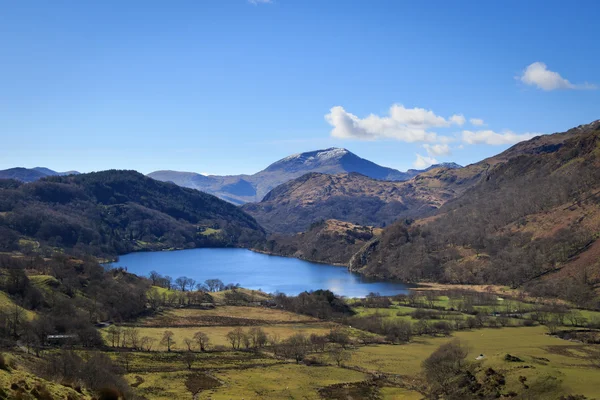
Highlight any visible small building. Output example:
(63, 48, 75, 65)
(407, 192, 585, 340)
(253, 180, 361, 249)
(46, 334, 78, 346)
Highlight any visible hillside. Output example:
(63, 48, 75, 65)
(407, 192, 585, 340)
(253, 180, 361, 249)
(0, 170, 265, 257)
(259, 219, 382, 265)
(349, 120, 600, 307)
(0, 167, 79, 182)
(148, 148, 460, 204)
(242, 171, 469, 233)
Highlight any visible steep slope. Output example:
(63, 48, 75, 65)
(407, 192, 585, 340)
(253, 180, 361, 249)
(148, 148, 460, 204)
(260, 219, 382, 265)
(0, 170, 265, 257)
(242, 171, 469, 233)
(349, 120, 600, 307)
(0, 167, 79, 182)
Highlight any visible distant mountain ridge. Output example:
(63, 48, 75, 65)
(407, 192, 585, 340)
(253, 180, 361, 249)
(148, 148, 461, 204)
(0, 167, 79, 182)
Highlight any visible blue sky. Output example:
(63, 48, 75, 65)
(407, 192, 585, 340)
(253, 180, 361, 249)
(1, 0, 599, 175)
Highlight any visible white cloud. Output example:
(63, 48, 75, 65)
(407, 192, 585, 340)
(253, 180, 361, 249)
(414, 154, 438, 169)
(248, 0, 272, 4)
(324, 104, 464, 142)
(449, 114, 466, 126)
(462, 130, 540, 145)
(519, 62, 597, 91)
(423, 143, 451, 157)
(470, 118, 485, 126)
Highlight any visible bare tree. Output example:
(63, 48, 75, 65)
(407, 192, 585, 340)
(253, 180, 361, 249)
(149, 271, 161, 286)
(175, 276, 190, 292)
(124, 327, 140, 350)
(329, 345, 351, 366)
(106, 326, 122, 348)
(140, 336, 156, 352)
(183, 337, 194, 351)
(248, 327, 268, 349)
(193, 331, 210, 352)
(182, 352, 196, 370)
(204, 279, 225, 292)
(118, 352, 134, 373)
(226, 327, 245, 349)
(161, 330, 175, 352)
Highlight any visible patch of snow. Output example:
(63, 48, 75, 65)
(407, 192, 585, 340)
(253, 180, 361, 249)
(315, 148, 348, 161)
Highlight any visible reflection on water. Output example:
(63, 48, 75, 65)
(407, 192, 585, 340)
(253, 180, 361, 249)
(108, 248, 412, 297)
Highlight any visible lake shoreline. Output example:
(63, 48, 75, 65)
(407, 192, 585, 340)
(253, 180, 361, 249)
(249, 247, 348, 267)
(107, 247, 413, 297)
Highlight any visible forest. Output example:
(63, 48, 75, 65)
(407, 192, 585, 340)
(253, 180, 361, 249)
(0, 170, 265, 258)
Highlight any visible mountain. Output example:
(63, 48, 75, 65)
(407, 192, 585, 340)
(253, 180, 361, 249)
(242, 170, 466, 233)
(348, 120, 600, 307)
(0, 167, 80, 182)
(148, 148, 461, 204)
(0, 170, 264, 257)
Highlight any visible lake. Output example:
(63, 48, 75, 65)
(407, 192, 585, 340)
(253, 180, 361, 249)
(109, 248, 412, 297)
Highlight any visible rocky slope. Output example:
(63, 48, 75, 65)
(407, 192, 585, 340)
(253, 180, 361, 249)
(242, 170, 471, 233)
(260, 219, 382, 265)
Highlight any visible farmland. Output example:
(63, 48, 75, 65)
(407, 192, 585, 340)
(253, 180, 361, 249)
(2, 276, 599, 399)
(93, 287, 600, 399)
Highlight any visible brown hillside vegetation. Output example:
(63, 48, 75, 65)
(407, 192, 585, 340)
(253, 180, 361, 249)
(260, 219, 382, 265)
(243, 170, 476, 234)
(349, 120, 600, 307)
(244, 123, 583, 235)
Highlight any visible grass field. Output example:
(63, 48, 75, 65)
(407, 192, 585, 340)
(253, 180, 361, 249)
(347, 326, 600, 398)
(105, 323, 334, 350)
(199, 364, 369, 400)
(137, 305, 317, 327)
(0, 354, 93, 399)
(0, 291, 36, 320)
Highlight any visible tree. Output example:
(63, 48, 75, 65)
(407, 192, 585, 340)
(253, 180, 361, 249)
(147, 288, 163, 310)
(182, 352, 196, 370)
(106, 326, 121, 348)
(161, 330, 175, 352)
(566, 310, 586, 327)
(329, 346, 351, 366)
(328, 327, 351, 348)
(226, 327, 245, 349)
(205, 279, 225, 292)
(149, 271, 161, 286)
(183, 337, 194, 351)
(175, 276, 192, 292)
(422, 339, 471, 398)
(193, 331, 210, 352)
(248, 327, 268, 349)
(123, 327, 140, 350)
(140, 336, 156, 352)
(118, 352, 134, 373)
(279, 334, 310, 363)
(163, 276, 173, 290)
(309, 333, 328, 352)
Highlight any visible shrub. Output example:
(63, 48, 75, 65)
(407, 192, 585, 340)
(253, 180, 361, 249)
(0, 354, 9, 371)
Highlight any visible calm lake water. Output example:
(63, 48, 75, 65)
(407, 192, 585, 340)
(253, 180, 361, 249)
(109, 248, 412, 297)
